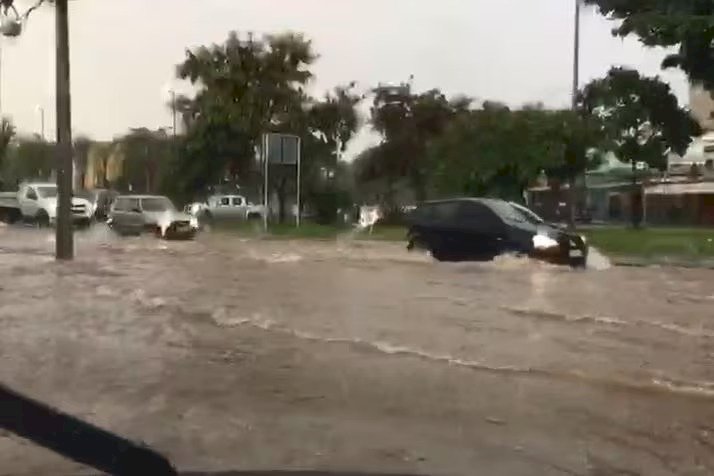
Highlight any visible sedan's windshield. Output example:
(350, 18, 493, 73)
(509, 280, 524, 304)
(141, 197, 175, 212)
(485, 199, 530, 224)
(508, 201, 545, 225)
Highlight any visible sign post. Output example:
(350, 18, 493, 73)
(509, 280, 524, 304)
(262, 133, 301, 231)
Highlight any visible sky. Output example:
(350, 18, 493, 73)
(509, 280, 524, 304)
(0, 0, 690, 158)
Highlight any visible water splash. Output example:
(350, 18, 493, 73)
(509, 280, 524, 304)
(587, 247, 612, 271)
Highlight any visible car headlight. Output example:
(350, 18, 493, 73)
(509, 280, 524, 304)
(532, 234, 559, 250)
(189, 216, 199, 228)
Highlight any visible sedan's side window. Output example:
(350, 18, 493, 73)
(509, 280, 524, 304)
(125, 199, 140, 212)
(25, 188, 38, 201)
(433, 203, 460, 222)
(458, 203, 504, 232)
(220, 197, 230, 206)
(231, 197, 244, 206)
(113, 198, 127, 211)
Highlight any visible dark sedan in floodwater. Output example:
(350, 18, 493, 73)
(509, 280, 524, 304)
(406, 198, 588, 266)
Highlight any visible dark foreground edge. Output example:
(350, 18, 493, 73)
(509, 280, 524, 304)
(1, 384, 421, 476)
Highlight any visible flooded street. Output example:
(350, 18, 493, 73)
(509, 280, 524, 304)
(1, 225, 714, 475)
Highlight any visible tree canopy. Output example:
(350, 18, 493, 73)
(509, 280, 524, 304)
(171, 31, 362, 221)
(580, 67, 701, 171)
(584, 0, 714, 88)
(369, 84, 471, 202)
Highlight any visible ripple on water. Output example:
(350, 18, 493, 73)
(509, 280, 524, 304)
(205, 306, 714, 400)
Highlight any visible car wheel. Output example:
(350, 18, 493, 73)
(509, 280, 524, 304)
(569, 256, 587, 268)
(430, 247, 452, 262)
(200, 211, 213, 225)
(35, 210, 50, 228)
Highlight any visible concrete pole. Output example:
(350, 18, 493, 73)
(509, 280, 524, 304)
(568, 0, 581, 229)
(55, 0, 73, 260)
(572, 0, 580, 110)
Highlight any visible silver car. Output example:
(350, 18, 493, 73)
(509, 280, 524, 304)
(108, 195, 198, 239)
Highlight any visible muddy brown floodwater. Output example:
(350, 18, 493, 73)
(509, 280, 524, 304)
(1, 224, 714, 475)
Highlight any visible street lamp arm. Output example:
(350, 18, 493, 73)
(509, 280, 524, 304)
(20, 0, 45, 21)
(0, 0, 19, 18)
(1, 0, 45, 21)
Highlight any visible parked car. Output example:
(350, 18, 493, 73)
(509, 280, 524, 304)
(0, 182, 93, 227)
(108, 195, 198, 239)
(189, 194, 266, 224)
(406, 198, 588, 266)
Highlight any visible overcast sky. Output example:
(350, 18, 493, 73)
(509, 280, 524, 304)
(0, 0, 689, 157)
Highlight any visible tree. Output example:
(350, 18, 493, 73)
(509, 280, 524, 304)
(428, 106, 571, 200)
(580, 67, 701, 226)
(115, 128, 174, 194)
(584, 1, 714, 89)
(301, 84, 362, 223)
(544, 108, 606, 228)
(2, 136, 55, 184)
(0, 117, 15, 189)
(173, 31, 317, 207)
(371, 84, 471, 202)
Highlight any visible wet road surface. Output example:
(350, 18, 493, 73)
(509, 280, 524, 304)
(1, 225, 714, 475)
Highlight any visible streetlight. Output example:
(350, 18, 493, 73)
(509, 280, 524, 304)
(2, 0, 74, 260)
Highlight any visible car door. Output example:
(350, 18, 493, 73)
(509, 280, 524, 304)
(231, 196, 247, 219)
(20, 185, 40, 217)
(212, 196, 231, 220)
(423, 202, 461, 255)
(112, 198, 134, 230)
(456, 202, 507, 259)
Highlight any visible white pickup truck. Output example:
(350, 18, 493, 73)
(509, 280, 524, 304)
(187, 194, 266, 222)
(0, 181, 94, 226)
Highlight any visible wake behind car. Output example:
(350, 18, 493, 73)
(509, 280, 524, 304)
(406, 198, 588, 266)
(108, 195, 198, 239)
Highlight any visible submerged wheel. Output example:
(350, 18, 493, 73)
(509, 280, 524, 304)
(35, 210, 50, 228)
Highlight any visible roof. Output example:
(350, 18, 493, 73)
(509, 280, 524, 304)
(645, 181, 714, 195)
(115, 195, 170, 200)
(668, 132, 714, 165)
(23, 182, 56, 188)
(420, 197, 500, 205)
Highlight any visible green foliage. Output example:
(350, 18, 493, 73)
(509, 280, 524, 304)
(173, 31, 317, 198)
(543, 109, 606, 183)
(428, 106, 573, 200)
(584, 0, 714, 89)
(115, 128, 175, 194)
(171, 31, 361, 222)
(1, 136, 54, 185)
(370, 84, 471, 201)
(580, 67, 701, 171)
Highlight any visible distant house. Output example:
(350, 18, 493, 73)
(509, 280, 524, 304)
(667, 132, 714, 178)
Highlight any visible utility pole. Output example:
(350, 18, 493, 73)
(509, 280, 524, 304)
(568, 0, 581, 230)
(572, 0, 580, 110)
(55, 0, 73, 260)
